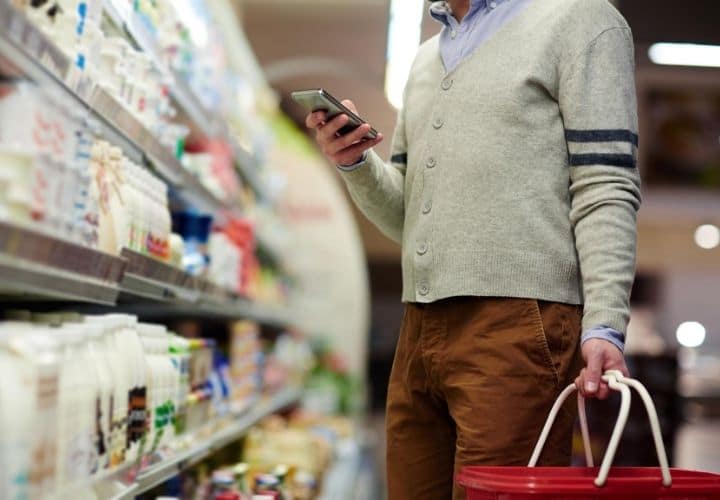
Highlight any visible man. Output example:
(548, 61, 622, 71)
(306, 0, 640, 498)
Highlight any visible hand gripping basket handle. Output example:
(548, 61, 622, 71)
(527, 370, 672, 488)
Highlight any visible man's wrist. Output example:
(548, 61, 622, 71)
(337, 151, 368, 172)
(581, 325, 626, 353)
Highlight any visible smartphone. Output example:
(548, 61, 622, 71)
(291, 88, 378, 140)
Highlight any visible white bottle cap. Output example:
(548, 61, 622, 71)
(57, 324, 88, 346)
(80, 321, 105, 340)
(138, 323, 167, 336)
(103, 313, 139, 327)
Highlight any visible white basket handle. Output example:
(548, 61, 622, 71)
(528, 370, 672, 488)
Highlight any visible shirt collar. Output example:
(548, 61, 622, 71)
(429, 0, 500, 28)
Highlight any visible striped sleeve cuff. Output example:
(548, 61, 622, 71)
(565, 128, 638, 168)
(581, 325, 626, 353)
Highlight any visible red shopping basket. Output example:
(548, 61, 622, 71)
(458, 371, 720, 499)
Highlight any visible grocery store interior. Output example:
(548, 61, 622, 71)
(0, 0, 719, 498)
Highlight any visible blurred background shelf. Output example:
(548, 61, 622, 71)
(101, 0, 269, 202)
(0, 0, 238, 217)
(103, 387, 301, 500)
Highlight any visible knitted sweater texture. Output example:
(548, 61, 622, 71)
(340, 0, 641, 333)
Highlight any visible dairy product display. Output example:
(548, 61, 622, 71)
(0, 323, 65, 499)
(0, 82, 97, 244)
(0, 82, 174, 258)
(0, 0, 364, 498)
(10, 0, 257, 198)
(0, 314, 265, 497)
(0, 2, 291, 310)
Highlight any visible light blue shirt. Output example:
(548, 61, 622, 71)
(428, 0, 626, 351)
(429, 0, 533, 73)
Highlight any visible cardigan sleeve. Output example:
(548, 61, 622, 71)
(559, 26, 642, 334)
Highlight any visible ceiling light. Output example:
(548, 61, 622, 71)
(694, 224, 720, 250)
(385, 0, 425, 109)
(676, 321, 706, 348)
(648, 43, 720, 68)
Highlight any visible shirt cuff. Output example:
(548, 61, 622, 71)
(581, 325, 625, 353)
(337, 152, 368, 172)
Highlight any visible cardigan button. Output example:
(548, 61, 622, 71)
(422, 200, 432, 214)
(417, 242, 428, 255)
(441, 79, 453, 90)
(426, 157, 436, 168)
(418, 283, 429, 296)
(433, 118, 444, 129)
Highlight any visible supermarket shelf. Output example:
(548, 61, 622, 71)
(120, 248, 201, 303)
(107, 387, 302, 500)
(197, 297, 293, 328)
(110, 295, 293, 328)
(0, 222, 125, 305)
(102, 0, 268, 202)
(0, 0, 234, 216)
(102, 0, 223, 138)
(0, 223, 290, 325)
(118, 249, 291, 326)
(231, 140, 267, 202)
(0, 1, 283, 312)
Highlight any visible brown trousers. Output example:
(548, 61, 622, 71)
(386, 297, 584, 500)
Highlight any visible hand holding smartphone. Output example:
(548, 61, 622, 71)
(292, 88, 379, 140)
(295, 88, 384, 166)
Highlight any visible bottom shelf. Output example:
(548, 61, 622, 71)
(97, 387, 301, 500)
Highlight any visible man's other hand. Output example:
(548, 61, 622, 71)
(575, 339, 629, 400)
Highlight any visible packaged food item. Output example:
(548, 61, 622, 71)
(82, 321, 115, 472)
(229, 321, 263, 413)
(85, 315, 131, 466)
(169, 333, 191, 438)
(108, 314, 148, 463)
(254, 474, 281, 499)
(0, 323, 61, 499)
(55, 325, 98, 494)
(138, 322, 178, 455)
(212, 471, 238, 500)
(233, 463, 251, 496)
(291, 470, 317, 500)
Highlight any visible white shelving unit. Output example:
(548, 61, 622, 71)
(0, 2, 304, 497)
(0, 0, 289, 325)
(0, 222, 126, 305)
(0, 219, 291, 325)
(0, 0, 241, 217)
(101, 0, 268, 202)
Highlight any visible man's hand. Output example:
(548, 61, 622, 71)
(305, 99, 384, 166)
(575, 339, 629, 400)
